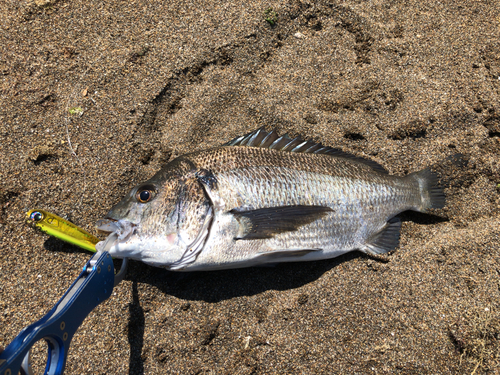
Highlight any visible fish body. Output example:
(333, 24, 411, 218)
(96, 128, 445, 271)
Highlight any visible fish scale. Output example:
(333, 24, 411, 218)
(204, 165, 394, 252)
(96, 128, 445, 271)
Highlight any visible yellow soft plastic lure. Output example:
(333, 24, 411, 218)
(26, 209, 100, 253)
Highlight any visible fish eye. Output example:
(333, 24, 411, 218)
(136, 185, 156, 203)
(138, 190, 152, 202)
(30, 211, 44, 222)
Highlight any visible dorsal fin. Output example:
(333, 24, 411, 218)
(223, 127, 387, 173)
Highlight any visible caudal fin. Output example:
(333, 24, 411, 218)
(409, 168, 446, 212)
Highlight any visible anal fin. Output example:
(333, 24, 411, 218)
(361, 217, 402, 256)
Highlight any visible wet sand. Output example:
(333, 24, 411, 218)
(0, 0, 499, 373)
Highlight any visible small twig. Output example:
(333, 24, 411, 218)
(64, 116, 86, 207)
(470, 358, 482, 375)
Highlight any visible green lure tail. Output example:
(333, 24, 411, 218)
(26, 209, 100, 253)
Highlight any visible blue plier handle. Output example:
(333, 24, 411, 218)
(0, 242, 127, 375)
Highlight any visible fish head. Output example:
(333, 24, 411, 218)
(96, 159, 212, 268)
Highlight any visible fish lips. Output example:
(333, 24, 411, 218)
(96, 218, 120, 235)
(95, 218, 184, 267)
(95, 218, 138, 255)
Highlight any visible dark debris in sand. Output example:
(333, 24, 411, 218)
(1, 0, 499, 374)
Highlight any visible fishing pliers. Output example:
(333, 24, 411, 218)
(0, 232, 127, 375)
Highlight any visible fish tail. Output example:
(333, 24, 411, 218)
(408, 168, 446, 212)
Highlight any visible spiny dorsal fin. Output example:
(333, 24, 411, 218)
(223, 127, 388, 173)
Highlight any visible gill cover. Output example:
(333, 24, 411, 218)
(98, 159, 213, 269)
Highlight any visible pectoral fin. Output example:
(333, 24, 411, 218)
(252, 248, 321, 262)
(230, 205, 333, 240)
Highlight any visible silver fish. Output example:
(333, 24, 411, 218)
(96, 128, 445, 271)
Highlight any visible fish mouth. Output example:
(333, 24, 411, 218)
(96, 218, 120, 235)
(95, 218, 137, 254)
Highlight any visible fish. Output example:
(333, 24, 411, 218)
(26, 209, 100, 252)
(95, 128, 445, 271)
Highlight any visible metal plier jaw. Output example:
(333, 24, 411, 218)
(0, 244, 128, 375)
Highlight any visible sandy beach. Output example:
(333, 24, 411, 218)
(0, 0, 499, 373)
